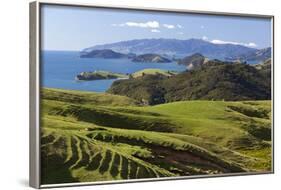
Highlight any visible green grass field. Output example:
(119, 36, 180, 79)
(131, 69, 178, 78)
(41, 88, 272, 184)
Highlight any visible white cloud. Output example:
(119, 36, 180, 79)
(112, 21, 160, 28)
(151, 29, 160, 33)
(211, 39, 257, 47)
(177, 24, 183, 28)
(177, 32, 184, 35)
(112, 21, 185, 32)
(163, 24, 175, 29)
(202, 36, 208, 41)
(127, 21, 159, 28)
(200, 25, 205, 29)
(247, 42, 258, 47)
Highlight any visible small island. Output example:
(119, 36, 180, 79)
(80, 49, 128, 59)
(132, 53, 171, 63)
(75, 71, 128, 81)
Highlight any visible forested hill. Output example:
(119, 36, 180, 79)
(108, 60, 271, 105)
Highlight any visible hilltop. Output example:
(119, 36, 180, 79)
(178, 53, 207, 69)
(131, 69, 178, 78)
(132, 54, 171, 63)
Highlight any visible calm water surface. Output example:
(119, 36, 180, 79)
(42, 51, 186, 92)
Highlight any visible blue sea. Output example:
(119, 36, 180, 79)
(41, 51, 186, 92)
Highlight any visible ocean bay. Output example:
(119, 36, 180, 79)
(41, 51, 186, 92)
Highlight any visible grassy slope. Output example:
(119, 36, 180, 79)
(42, 88, 138, 106)
(132, 69, 177, 78)
(41, 88, 272, 184)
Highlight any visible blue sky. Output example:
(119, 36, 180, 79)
(41, 4, 272, 51)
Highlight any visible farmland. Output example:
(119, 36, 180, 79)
(41, 88, 272, 184)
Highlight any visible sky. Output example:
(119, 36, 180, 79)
(41, 4, 272, 51)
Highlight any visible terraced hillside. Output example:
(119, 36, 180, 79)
(41, 88, 272, 184)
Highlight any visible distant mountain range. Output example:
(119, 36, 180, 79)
(82, 38, 270, 61)
(226, 47, 271, 63)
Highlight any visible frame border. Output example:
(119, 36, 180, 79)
(29, 1, 275, 188)
(30, 1, 41, 188)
